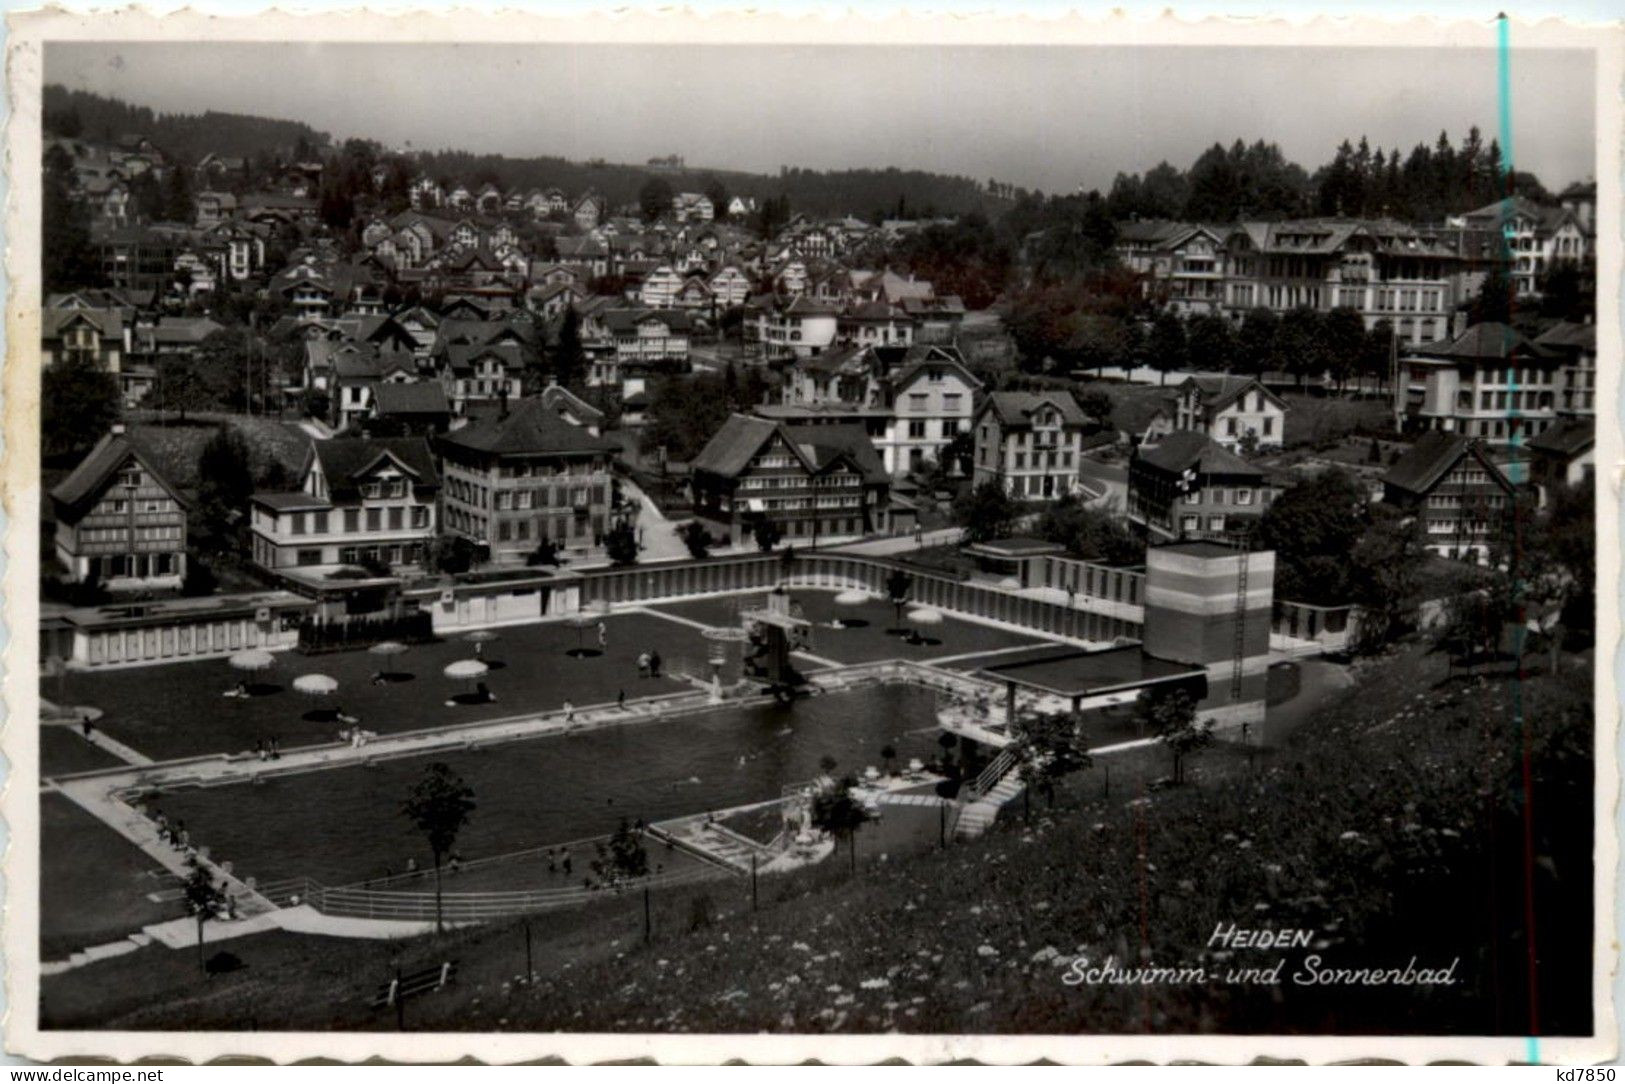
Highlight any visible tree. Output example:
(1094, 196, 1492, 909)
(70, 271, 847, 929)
(43, 144, 99, 291)
(401, 762, 476, 933)
(1256, 468, 1369, 604)
(195, 426, 254, 557)
(1185, 312, 1238, 373)
(152, 352, 231, 422)
(1348, 504, 1429, 652)
(885, 568, 913, 631)
(809, 776, 874, 875)
(1146, 310, 1189, 384)
(704, 177, 730, 221)
(526, 538, 563, 567)
(680, 520, 712, 559)
(181, 857, 228, 975)
(953, 481, 1019, 544)
(1010, 709, 1093, 806)
(1138, 688, 1208, 785)
(42, 356, 120, 459)
(1077, 389, 1114, 432)
(752, 517, 782, 553)
(1435, 588, 1505, 667)
(879, 744, 898, 775)
(425, 533, 478, 575)
(591, 818, 650, 888)
(640, 373, 733, 464)
(638, 176, 674, 222)
(1321, 307, 1368, 394)
(1275, 306, 1328, 389)
(1234, 308, 1280, 378)
(552, 307, 587, 389)
(1035, 495, 1143, 566)
(604, 520, 639, 565)
(162, 162, 194, 223)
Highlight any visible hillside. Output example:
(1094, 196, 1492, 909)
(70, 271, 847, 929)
(43, 85, 331, 165)
(42, 642, 1594, 1037)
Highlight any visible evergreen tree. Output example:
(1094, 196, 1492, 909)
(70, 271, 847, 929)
(552, 307, 587, 389)
(161, 163, 193, 223)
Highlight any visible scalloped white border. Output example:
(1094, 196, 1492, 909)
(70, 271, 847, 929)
(1, 8, 1619, 1065)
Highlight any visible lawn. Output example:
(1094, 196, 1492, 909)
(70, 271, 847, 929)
(149, 684, 945, 887)
(1279, 393, 1391, 449)
(40, 726, 128, 776)
(648, 590, 1048, 665)
(55, 611, 700, 763)
(41, 794, 180, 961)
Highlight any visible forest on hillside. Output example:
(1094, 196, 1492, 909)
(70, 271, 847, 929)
(43, 85, 331, 164)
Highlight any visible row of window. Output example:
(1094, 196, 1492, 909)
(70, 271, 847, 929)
(77, 525, 183, 544)
(1222, 416, 1276, 437)
(285, 505, 432, 535)
(88, 551, 181, 578)
(94, 497, 174, 516)
(491, 485, 601, 511)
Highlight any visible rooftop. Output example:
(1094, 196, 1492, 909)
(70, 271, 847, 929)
(976, 644, 1203, 699)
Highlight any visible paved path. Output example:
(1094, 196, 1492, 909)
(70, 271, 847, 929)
(617, 476, 692, 564)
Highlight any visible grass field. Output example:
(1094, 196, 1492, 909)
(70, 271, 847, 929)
(41, 794, 179, 960)
(40, 727, 128, 776)
(55, 610, 698, 763)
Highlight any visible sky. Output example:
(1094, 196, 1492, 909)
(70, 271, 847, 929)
(45, 42, 1598, 194)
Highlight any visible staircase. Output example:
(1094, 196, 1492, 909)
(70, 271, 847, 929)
(954, 750, 1024, 841)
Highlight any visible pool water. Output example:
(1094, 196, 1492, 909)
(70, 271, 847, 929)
(153, 684, 946, 886)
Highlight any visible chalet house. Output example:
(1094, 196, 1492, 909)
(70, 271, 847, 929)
(881, 345, 983, 476)
(1127, 431, 1274, 541)
(202, 221, 267, 281)
(691, 414, 890, 546)
(50, 426, 188, 590)
(971, 391, 1089, 501)
(544, 188, 569, 215)
(193, 190, 238, 229)
(330, 349, 419, 432)
(604, 308, 691, 366)
(270, 258, 336, 317)
(1113, 221, 1229, 315)
(672, 192, 715, 223)
(42, 305, 126, 373)
(410, 176, 444, 210)
(438, 342, 526, 415)
(709, 265, 751, 308)
(673, 275, 714, 313)
(446, 183, 475, 211)
(1171, 376, 1288, 452)
(639, 264, 685, 309)
(1459, 196, 1589, 297)
(437, 397, 617, 563)
(1380, 431, 1515, 563)
(838, 301, 915, 349)
(757, 296, 839, 361)
(573, 193, 606, 230)
(250, 437, 440, 575)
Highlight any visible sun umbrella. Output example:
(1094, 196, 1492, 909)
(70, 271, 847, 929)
(293, 673, 338, 696)
(565, 611, 601, 656)
(463, 630, 499, 644)
(369, 640, 409, 657)
(229, 649, 276, 672)
(907, 607, 944, 626)
(834, 588, 870, 606)
(444, 659, 490, 681)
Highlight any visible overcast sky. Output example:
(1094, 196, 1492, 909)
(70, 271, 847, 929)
(46, 43, 1596, 193)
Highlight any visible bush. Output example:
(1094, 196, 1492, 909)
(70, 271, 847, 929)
(181, 561, 218, 598)
(205, 950, 244, 975)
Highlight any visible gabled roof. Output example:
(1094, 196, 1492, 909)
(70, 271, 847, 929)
(890, 344, 982, 393)
(1178, 375, 1285, 415)
(977, 390, 1087, 429)
(311, 436, 439, 499)
(1526, 417, 1594, 459)
(443, 340, 525, 375)
(1136, 430, 1263, 477)
(439, 397, 615, 457)
(42, 306, 124, 340)
(1381, 432, 1510, 496)
(603, 308, 692, 334)
(1533, 321, 1596, 352)
(373, 382, 452, 416)
(539, 383, 606, 427)
(50, 429, 189, 520)
(1414, 322, 1551, 363)
(691, 414, 781, 477)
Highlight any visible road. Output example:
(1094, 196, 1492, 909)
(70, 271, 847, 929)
(1076, 457, 1128, 510)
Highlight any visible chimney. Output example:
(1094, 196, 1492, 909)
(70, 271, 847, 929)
(498, 387, 509, 419)
(110, 422, 126, 436)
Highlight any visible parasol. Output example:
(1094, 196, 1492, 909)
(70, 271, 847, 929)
(292, 673, 338, 696)
(229, 649, 276, 672)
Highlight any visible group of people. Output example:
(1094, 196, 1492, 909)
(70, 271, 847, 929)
(339, 725, 377, 748)
(254, 737, 282, 761)
(636, 650, 664, 679)
(152, 810, 192, 854)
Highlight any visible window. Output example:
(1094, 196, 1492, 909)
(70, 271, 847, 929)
(296, 548, 323, 567)
(389, 507, 404, 530)
(909, 393, 928, 411)
(1225, 417, 1237, 436)
(1262, 418, 1273, 437)
(909, 420, 927, 439)
(1236, 488, 1254, 505)
(944, 394, 962, 411)
(412, 506, 429, 529)
(344, 509, 360, 533)
(366, 508, 382, 531)
(290, 513, 306, 536)
(312, 510, 329, 534)
(340, 547, 357, 564)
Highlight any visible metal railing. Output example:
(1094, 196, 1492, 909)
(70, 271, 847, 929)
(968, 748, 1020, 800)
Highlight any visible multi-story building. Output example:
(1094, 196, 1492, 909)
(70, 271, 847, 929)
(1170, 376, 1288, 453)
(882, 346, 983, 475)
(50, 426, 188, 590)
(970, 390, 1088, 501)
(1126, 431, 1274, 541)
(691, 414, 890, 546)
(1381, 432, 1514, 563)
(1114, 221, 1229, 315)
(1394, 322, 1561, 441)
(437, 397, 617, 563)
(1457, 196, 1589, 297)
(755, 297, 839, 361)
(1535, 320, 1596, 418)
(41, 304, 126, 373)
(250, 437, 440, 574)
(1220, 219, 1462, 345)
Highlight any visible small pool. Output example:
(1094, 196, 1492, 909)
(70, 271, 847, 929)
(152, 684, 946, 886)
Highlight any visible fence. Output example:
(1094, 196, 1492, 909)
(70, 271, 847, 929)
(257, 862, 723, 923)
(575, 551, 1145, 645)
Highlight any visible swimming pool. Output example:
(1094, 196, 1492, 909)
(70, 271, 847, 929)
(151, 683, 947, 886)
